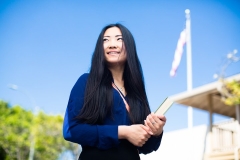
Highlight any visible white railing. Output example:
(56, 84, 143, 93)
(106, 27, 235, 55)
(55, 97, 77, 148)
(212, 119, 238, 152)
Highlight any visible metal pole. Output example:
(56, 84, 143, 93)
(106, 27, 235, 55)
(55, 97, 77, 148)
(185, 9, 193, 127)
(8, 84, 36, 160)
(236, 104, 240, 145)
(185, 9, 194, 160)
(235, 105, 240, 160)
(208, 94, 213, 152)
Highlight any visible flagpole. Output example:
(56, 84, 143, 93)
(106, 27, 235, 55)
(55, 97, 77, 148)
(185, 9, 194, 160)
(185, 9, 193, 128)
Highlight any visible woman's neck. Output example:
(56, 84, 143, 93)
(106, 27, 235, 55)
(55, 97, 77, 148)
(108, 65, 124, 85)
(109, 65, 127, 96)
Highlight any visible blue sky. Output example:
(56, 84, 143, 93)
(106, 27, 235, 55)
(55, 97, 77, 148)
(0, 0, 239, 132)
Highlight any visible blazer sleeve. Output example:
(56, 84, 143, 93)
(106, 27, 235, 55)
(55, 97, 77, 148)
(138, 132, 163, 154)
(63, 73, 119, 150)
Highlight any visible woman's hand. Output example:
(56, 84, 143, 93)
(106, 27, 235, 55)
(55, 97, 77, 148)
(118, 125, 151, 147)
(144, 113, 166, 136)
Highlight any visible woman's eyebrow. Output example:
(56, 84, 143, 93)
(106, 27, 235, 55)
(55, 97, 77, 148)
(103, 35, 122, 38)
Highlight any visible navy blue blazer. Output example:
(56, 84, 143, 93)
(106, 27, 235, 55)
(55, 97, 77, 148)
(63, 73, 163, 154)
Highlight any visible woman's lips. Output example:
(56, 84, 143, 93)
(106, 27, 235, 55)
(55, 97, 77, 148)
(107, 51, 120, 54)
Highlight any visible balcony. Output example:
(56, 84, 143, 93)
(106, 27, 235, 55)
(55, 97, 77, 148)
(169, 74, 240, 160)
(205, 119, 240, 160)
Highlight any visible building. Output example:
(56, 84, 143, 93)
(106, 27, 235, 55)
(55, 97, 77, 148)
(141, 74, 240, 160)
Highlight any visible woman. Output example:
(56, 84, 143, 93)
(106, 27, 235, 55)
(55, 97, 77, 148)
(63, 23, 166, 160)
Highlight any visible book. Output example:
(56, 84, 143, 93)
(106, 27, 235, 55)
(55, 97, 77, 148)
(155, 97, 174, 115)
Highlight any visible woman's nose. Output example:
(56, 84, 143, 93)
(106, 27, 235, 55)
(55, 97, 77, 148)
(108, 40, 117, 48)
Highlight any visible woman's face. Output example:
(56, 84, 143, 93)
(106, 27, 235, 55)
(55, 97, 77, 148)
(103, 27, 127, 66)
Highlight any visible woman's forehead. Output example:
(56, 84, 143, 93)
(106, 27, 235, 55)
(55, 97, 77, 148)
(104, 27, 122, 37)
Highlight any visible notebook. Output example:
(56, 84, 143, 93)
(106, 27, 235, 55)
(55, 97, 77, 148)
(155, 97, 174, 115)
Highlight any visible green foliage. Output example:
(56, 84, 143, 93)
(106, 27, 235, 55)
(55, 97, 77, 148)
(33, 112, 78, 160)
(0, 100, 79, 160)
(0, 146, 6, 160)
(223, 80, 240, 106)
(0, 101, 32, 160)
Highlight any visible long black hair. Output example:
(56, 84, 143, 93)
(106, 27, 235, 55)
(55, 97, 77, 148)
(77, 23, 151, 124)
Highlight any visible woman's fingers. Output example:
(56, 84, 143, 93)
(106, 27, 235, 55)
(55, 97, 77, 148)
(157, 114, 167, 122)
(143, 120, 153, 135)
(145, 118, 155, 131)
(126, 113, 167, 147)
(127, 125, 151, 147)
(145, 113, 166, 136)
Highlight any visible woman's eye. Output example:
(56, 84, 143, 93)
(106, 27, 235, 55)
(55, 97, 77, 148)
(103, 38, 108, 42)
(117, 38, 123, 41)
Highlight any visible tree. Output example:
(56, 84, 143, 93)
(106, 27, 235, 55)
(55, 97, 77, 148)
(213, 49, 240, 106)
(0, 100, 79, 160)
(33, 112, 79, 160)
(222, 80, 240, 106)
(0, 101, 32, 160)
